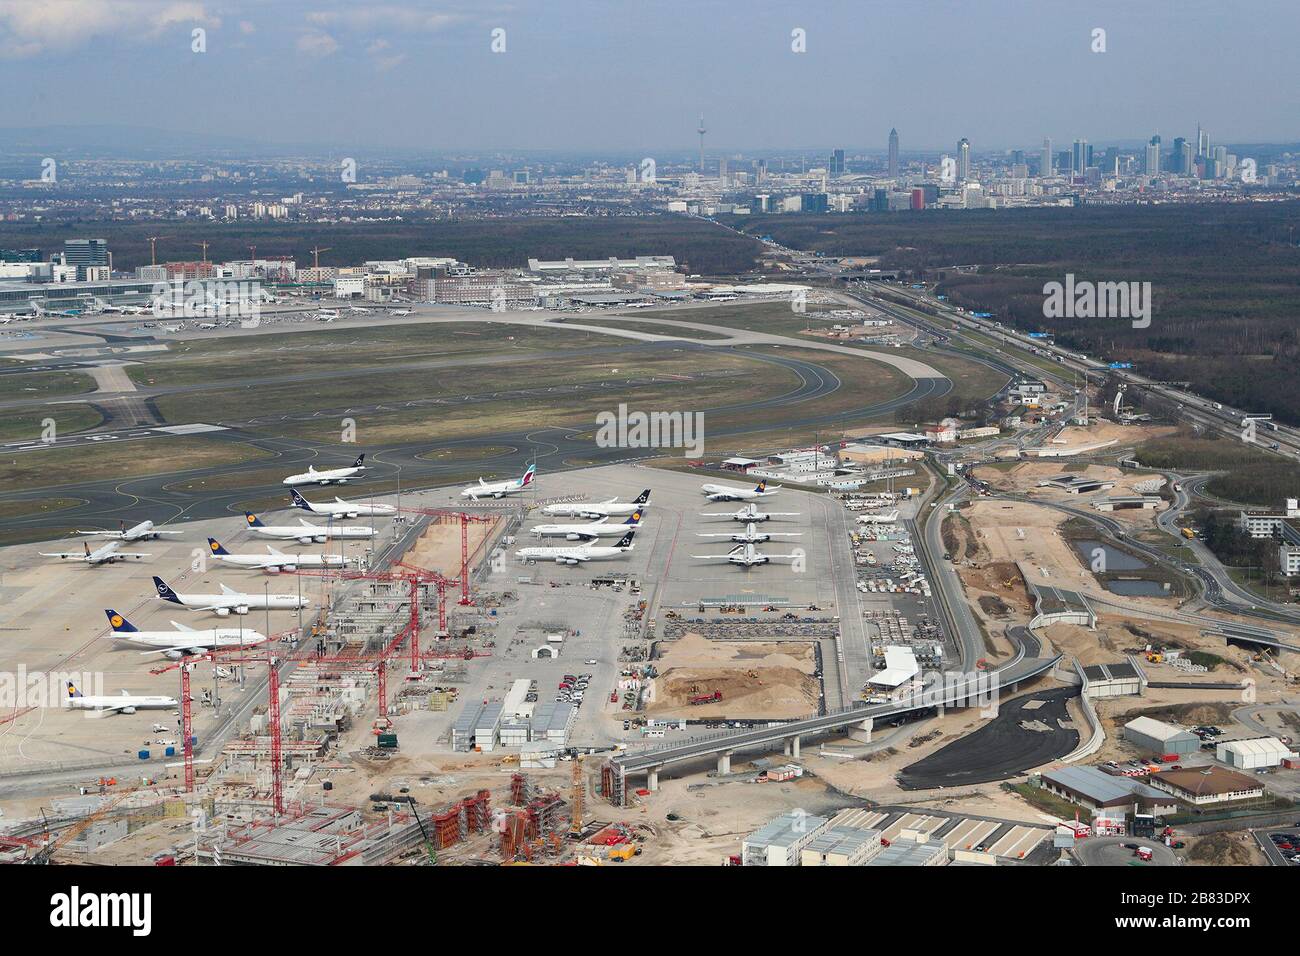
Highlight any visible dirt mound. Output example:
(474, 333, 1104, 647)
(1187, 832, 1255, 866)
(646, 633, 821, 719)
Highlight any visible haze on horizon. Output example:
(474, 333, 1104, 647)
(1, 0, 1296, 154)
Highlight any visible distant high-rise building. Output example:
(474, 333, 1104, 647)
(719, 155, 729, 183)
(1172, 137, 1192, 175)
(753, 158, 768, 183)
(1197, 124, 1209, 161)
(1040, 138, 1053, 177)
(697, 114, 707, 172)
(1145, 135, 1162, 175)
(957, 138, 971, 181)
(1072, 139, 1088, 178)
(63, 239, 108, 280)
(888, 128, 900, 178)
(829, 149, 845, 177)
(1011, 149, 1025, 167)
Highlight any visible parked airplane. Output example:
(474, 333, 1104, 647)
(529, 512, 644, 541)
(462, 463, 536, 500)
(856, 510, 900, 525)
(515, 530, 636, 565)
(347, 306, 372, 314)
(700, 479, 780, 502)
(289, 488, 395, 518)
(244, 512, 375, 543)
(40, 540, 150, 565)
(541, 489, 650, 519)
(103, 609, 268, 659)
(207, 538, 355, 572)
(65, 681, 178, 715)
(696, 522, 802, 545)
(700, 504, 801, 523)
(74, 519, 182, 542)
(282, 454, 367, 487)
(153, 576, 311, 616)
(313, 309, 340, 320)
(691, 543, 802, 568)
(390, 308, 413, 316)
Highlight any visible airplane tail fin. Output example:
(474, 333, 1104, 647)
(625, 511, 643, 525)
(353, 454, 366, 468)
(520, 463, 537, 486)
(245, 512, 265, 528)
(104, 609, 137, 632)
(207, 537, 230, 556)
(633, 489, 651, 505)
(615, 530, 636, 549)
(67, 681, 82, 700)
(153, 576, 182, 604)
(755, 480, 767, 493)
(289, 489, 311, 510)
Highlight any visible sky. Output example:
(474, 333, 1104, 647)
(1, 0, 1297, 154)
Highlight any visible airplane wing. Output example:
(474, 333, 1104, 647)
(139, 644, 209, 656)
(72, 530, 117, 538)
(169, 621, 196, 632)
(40, 551, 90, 560)
(114, 551, 151, 560)
(154, 531, 184, 536)
(696, 532, 741, 537)
(218, 583, 239, 595)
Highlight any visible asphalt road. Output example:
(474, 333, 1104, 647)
(896, 685, 1081, 790)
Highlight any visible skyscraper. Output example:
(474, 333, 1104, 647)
(1072, 139, 1088, 178)
(1040, 137, 1053, 177)
(829, 148, 845, 177)
(888, 128, 899, 178)
(957, 138, 971, 181)
(1145, 135, 1162, 175)
(63, 239, 109, 280)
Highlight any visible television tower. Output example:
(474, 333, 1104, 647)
(697, 114, 707, 172)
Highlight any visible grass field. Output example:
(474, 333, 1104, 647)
(0, 369, 96, 401)
(569, 317, 730, 340)
(0, 404, 104, 444)
(0, 437, 272, 494)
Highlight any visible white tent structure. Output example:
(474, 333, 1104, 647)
(1216, 737, 1294, 770)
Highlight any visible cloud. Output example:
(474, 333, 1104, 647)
(296, 30, 339, 57)
(238, 19, 254, 34)
(0, 0, 215, 58)
(306, 6, 463, 33)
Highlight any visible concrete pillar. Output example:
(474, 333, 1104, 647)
(647, 767, 659, 792)
(849, 717, 874, 744)
(783, 739, 792, 757)
(791, 736, 801, 759)
(718, 751, 732, 775)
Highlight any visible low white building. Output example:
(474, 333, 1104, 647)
(742, 812, 830, 866)
(1216, 736, 1295, 770)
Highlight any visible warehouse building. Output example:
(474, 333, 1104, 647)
(1038, 766, 1176, 818)
(800, 827, 883, 866)
(741, 811, 830, 866)
(1122, 716, 1200, 756)
(864, 830, 948, 867)
(1147, 766, 1265, 806)
(1216, 736, 1295, 770)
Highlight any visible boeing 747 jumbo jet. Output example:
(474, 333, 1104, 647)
(529, 512, 644, 541)
(699, 479, 781, 502)
(696, 522, 802, 545)
(289, 488, 396, 518)
(540, 489, 651, 519)
(207, 538, 356, 572)
(462, 463, 536, 500)
(40, 540, 151, 565)
(102, 609, 267, 658)
(153, 577, 311, 616)
(282, 454, 367, 487)
(515, 530, 636, 565)
(65, 681, 178, 715)
(74, 519, 182, 542)
(700, 503, 801, 523)
(244, 512, 375, 543)
(691, 543, 803, 568)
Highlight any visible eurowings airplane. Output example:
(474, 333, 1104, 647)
(691, 543, 802, 568)
(207, 538, 355, 572)
(74, 519, 183, 542)
(515, 530, 636, 565)
(102, 609, 267, 659)
(40, 540, 151, 565)
(153, 576, 311, 616)
(700, 478, 781, 502)
(461, 463, 536, 500)
(289, 488, 395, 518)
(696, 522, 802, 545)
(700, 503, 801, 523)
(65, 681, 178, 715)
(541, 489, 650, 519)
(282, 454, 367, 487)
(244, 512, 375, 543)
(529, 511, 644, 541)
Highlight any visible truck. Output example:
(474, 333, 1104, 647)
(1181, 527, 1196, 540)
(690, 691, 723, 705)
